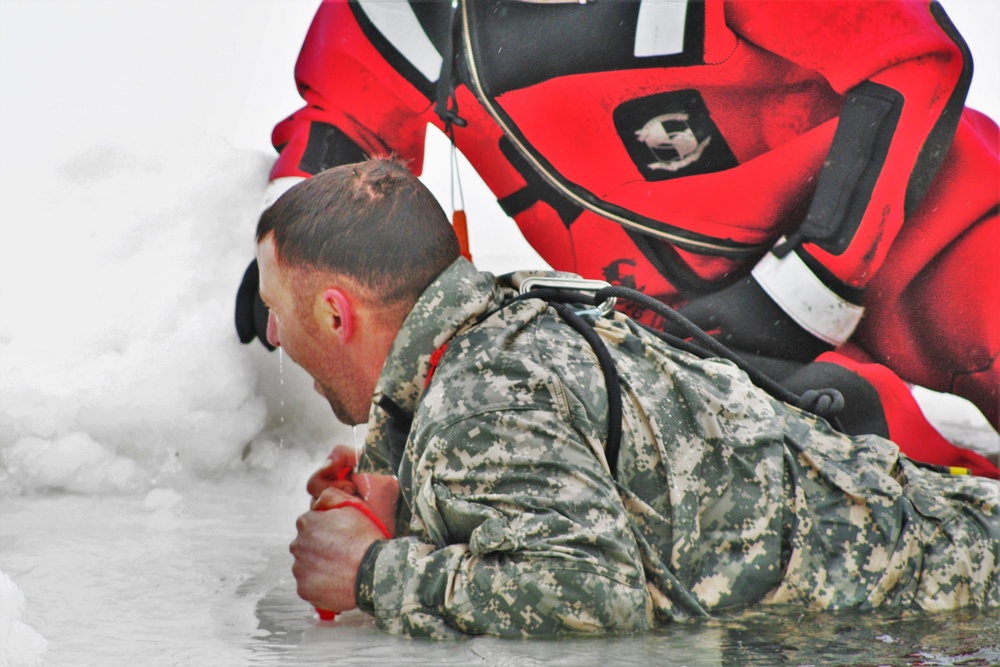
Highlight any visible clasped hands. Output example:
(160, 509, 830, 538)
(290, 445, 399, 615)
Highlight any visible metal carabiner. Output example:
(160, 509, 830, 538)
(518, 276, 617, 318)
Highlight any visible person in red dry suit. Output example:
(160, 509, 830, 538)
(235, 0, 999, 476)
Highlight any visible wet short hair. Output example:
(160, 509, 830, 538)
(257, 156, 461, 307)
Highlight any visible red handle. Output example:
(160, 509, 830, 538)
(314, 490, 392, 622)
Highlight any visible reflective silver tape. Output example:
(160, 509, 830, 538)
(634, 0, 689, 57)
(752, 242, 865, 346)
(357, 0, 443, 82)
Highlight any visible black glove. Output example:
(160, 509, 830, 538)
(673, 275, 832, 363)
(234, 259, 275, 351)
(781, 361, 888, 438)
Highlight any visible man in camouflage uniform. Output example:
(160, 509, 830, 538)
(258, 158, 999, 639)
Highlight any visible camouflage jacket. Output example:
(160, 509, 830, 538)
(354, 259, 999, 638)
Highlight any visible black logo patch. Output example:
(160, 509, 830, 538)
(614, 90, 737, 181)
(603, 258, 642, 291)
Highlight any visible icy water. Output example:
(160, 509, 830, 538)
(3, 477, 998, 667)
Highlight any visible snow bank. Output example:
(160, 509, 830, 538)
(0, 137, 345, 495)
(0, 571, 47, 667)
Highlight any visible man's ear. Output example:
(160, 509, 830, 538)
(317, 288, 354, 342)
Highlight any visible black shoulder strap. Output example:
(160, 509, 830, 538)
(499, 288, 625, 478)
(549, 302, 624, 479)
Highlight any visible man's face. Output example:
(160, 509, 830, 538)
(256, 236, 365, 424)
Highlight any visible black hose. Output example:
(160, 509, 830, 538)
(595, 286, 844, 431)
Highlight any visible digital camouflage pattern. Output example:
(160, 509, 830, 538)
(354, 259, 999, 638)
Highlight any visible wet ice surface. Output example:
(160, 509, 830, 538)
(4, 476, 998, 667)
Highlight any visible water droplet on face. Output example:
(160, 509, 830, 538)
(278, 349, 285, 447)
(353, 425, 362, 474)
(352, 424, 365, 501)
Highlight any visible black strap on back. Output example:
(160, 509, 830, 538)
(377, 283, 845, 480)
(513, 285, 846, 479)
(494, 289, 625, 477)
(549, 301, 624, 478)
(595, 286, 804, 407)
(593, 286, 845, 430)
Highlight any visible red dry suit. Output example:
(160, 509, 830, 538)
(265, 0, 999, 471)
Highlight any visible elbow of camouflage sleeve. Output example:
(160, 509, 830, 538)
(353, 532, 653, 637)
